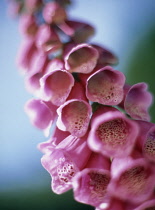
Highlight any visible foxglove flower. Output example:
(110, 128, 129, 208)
(25, 99, 57, 136)
(57, 99, 92, 137)
(108, 153, 155, 204)
(25, 51, 48, 94)
(40, 69, 74, 106)
(86, 66, 125, 105)
(88, 106, 139, 158)
(41, 133, 91, 194)
(42, 1, 67, 24)
(35, 24, 62, 53)
(58, 20, 95, 43)
(64, 43, 99, 74)
(92, 44, 118, 66)
(72, 152, 111, 207)
(56, 81, 92, 137)
(19, 14, 38, 37)
(123, 82, 153, 121)
(16, 38, 37, 72)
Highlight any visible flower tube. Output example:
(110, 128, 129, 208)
(86, 66, 125, 105)
(41, 133, 91, 194)
(72, 152, 111, 207)
(108, 153, 155, 204)
(40, 69, 74, 106)
(88, 106, 139, 158)
(38, 126, 70, 154)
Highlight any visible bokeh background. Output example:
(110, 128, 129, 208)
(1, 0, 155, 209)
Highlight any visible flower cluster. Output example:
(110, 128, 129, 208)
(9, 0, 155, 209)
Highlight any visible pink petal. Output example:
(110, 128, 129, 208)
(86, 66, 125, 105)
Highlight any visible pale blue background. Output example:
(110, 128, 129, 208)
(1, 0, 155, 198)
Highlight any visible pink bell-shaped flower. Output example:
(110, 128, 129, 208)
(35, 24, 62, 53)
(42, 1, 67, 24)
(24, 99, 57, 133)
(58, 20, 95, 43)
(56, 82, 92, 137)
(64, 43, 99, 74)
(41, 133, 91, 194)
(92, 44, 118, 66)
(108, 152, 155, 204)
(40, 69, 74, 106)
(19, 14, 38, 37)
(57, 99, 92, 137)
(88, 106, 139, 158)
(123, 82, 153, 121)
(16, 38, 37, 73)
(72, 152, 111, 207)
(25, 51, 48, 95)
(86, 66, 125, 105)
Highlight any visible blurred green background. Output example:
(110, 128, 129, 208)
(1, 0, 155, 209)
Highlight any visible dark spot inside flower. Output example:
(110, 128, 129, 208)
(88, 171, 110, 199)
(119, 166, 147, 195)
(96, 118, 128, 147)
